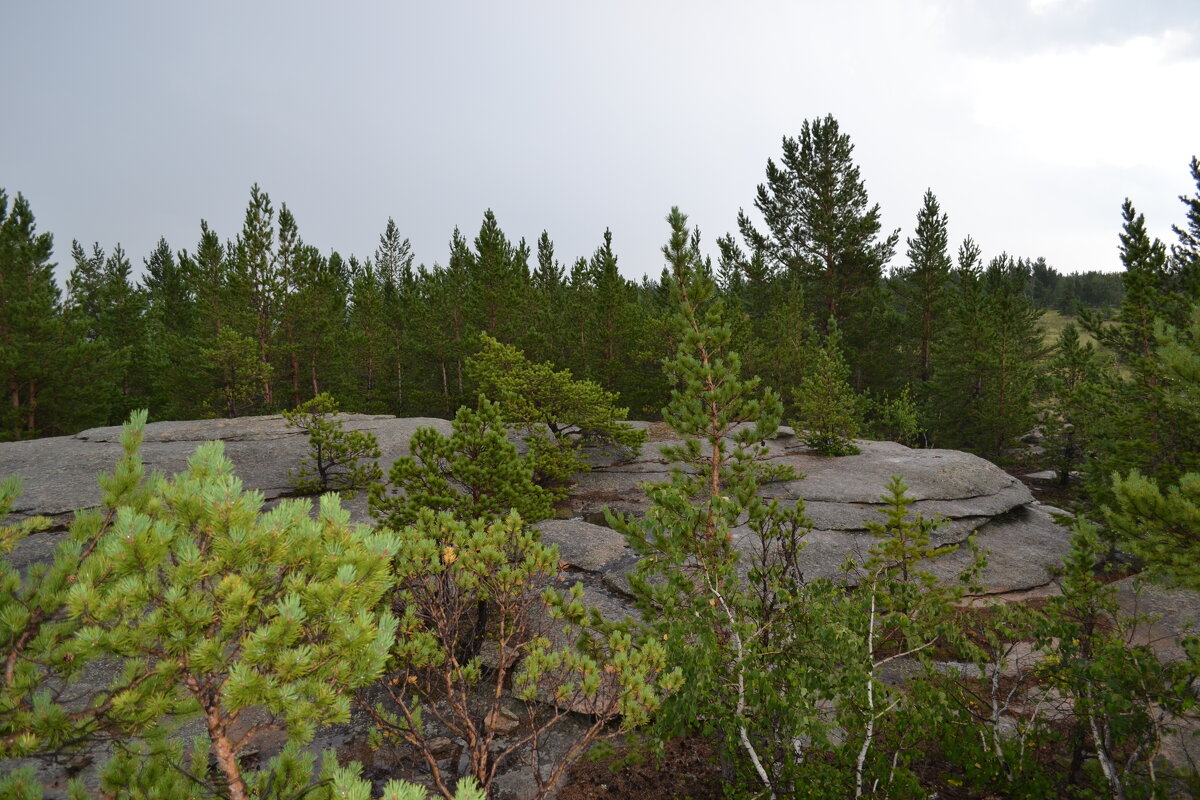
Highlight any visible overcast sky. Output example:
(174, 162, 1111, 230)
(3, 0, 1198, 283)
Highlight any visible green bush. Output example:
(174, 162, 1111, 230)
(466, 333, 645, 497)
(283, 392, 383, 496)
(369, 398, 554, 529)
(792, 321, 862, 456)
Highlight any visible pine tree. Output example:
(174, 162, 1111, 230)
(3, 413, 161, 763)
(367, 510, 678, 800)
(274, 203, 307, 409)
(369, 398, 554, 529)
(893, 189, 953, 383)
(467, 210, 532, 344)
(607, 207, 818, 798)
(230, 184, 281, 410)
(0, 191, 67, 439)
(290, 247, 351, 402)
(466, 333, 645, 496)
(346, 256, 393, 412)
(585, 229, 636, 392)
(526, 230, 572, 367)
(375, 217, 416, 412)
(1172, 156, 1200, 296)
(1106, 470, 1200, 591)
(736, 115, 899, 370)
(1080, 191, 1200, 504)
(283, 392, 383, 495)
(1085, 200, 1177, 360)
(66, 243, 151, 425)
(929, 253, 1046, 459)
(791, 320, 862, 456)
(1041, 323, 1103, 486)
(65, 419, 399, 800)
(142, 236, 203, 420)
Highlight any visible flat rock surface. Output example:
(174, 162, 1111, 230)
(0, 415, 452, 523)
(1113, 576, 1200, 662)
(3, 417, 1067, 600)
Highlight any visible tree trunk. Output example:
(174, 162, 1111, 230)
(27, 380, 37, 434)
(397, 358, 404, 412)
(204, 704, 249, 800)
(286, 321, 301, 408)
(10, 380, 20, 438)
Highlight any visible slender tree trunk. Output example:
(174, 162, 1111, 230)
(259, 327, 273, 409)
(286, 321, 301, 408)
(10, 381, 19, 438)
(397, 358, 404, 412)
(203, 704, 249, 800)
(27, 380, 37, 434)
(921, 306, 932, 382)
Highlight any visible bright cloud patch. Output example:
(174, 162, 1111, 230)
(1027, 0, 1092, 15)
(967, 29, 1200, 170)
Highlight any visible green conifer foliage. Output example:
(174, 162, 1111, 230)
(369, 398, 553, 529)
(0, 190, 68, 440)
(929, 253, 1046, 459)
(1042, 323, 1104, 486)
(736, 115, 899, 330)
(204, 325, 271, 418)
(839, 476, 982, 798)
(1080, 193, 1200, 505)
(863, 386, 921, 447)
(1048, 520, 1198, 797)
(368, 510, 677, 800)
(1173, 156, 1200, 295)
(894, 189, 953, 383)
(608, 207, 817, 798)
(466, 333, 645, 496)
(791, 320, 862, 455)
(64, 423, 399, 800)
(1107, 471, 1200, 591)
(2, 413, 154, 763)
(283, 392, 383, 496)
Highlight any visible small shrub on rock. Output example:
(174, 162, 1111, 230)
(283, 392, 383, 496)
(466, 333, 645, 497)
(369, 398, 554, 529)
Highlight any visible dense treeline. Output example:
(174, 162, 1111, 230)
(0, 114, 1189, 476)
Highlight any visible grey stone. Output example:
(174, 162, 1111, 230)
(1113, 577, 1200, 663)
(925, 505, 1072, 595)
(535, 519, 631, 573)
(0, 414, 454, 526)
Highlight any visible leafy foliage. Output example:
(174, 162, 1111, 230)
(283, 391, 383, 495)
(609, 207, 817, 796)
(466, 333, 645, 495)
(369, 398, 554, 529)
(366, 509, 678, 800)
(791, 319, 862, 455)
(1107, 470, 1200, 592)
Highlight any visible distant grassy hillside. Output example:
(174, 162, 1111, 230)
(1039, 309, 1102, 348)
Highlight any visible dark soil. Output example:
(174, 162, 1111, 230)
(558, 737, 723, 800)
